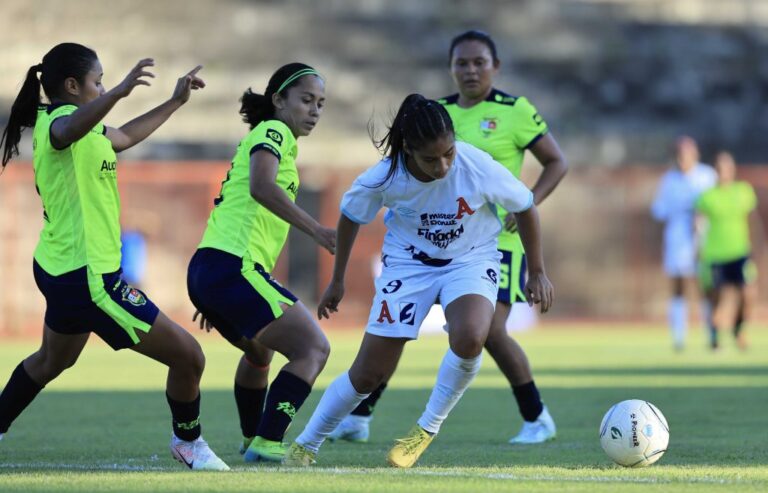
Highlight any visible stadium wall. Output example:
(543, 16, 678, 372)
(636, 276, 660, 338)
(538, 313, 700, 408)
(1, 161, 766, 335)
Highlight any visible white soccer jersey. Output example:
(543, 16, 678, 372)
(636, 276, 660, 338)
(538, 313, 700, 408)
(341, 141, 534, 263)
(651, 163, 717, 275)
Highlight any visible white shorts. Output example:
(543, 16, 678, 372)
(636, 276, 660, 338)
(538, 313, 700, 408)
(365, 255, 501, 340)
(663, 240, 697, 277)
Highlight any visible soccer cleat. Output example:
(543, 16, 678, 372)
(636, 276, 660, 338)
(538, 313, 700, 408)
(328, 415, 371, 443)
(387, 425, 434, 468)
(509, 405, 557, 444)
(170, 435, 230, 471)
(243, 436, 285, 462)
(238, 436, 254, 455)
(282, 442, 317, 467)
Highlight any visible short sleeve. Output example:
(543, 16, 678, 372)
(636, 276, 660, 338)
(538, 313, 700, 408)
(247, 121, 292, 161)
(48, 104, 78, 150)
(473, 146, 534, 213)
(339, 165, 387, 224)
(512, 97, 549, 150)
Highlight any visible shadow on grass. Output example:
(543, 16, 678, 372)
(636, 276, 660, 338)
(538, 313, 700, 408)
(1, 386, 765, 471)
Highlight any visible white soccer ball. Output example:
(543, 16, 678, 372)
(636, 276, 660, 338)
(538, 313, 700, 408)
(599, 399, 669, 467)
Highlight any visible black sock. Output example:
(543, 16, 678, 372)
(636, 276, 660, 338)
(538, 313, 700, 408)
(0, 362, 44, 433)
(166, 392, 202, 441)
(733, 314, 744, 338)
(234, 383, 267, 438)
(350, 382, 387, 417)
(512, 381, 544, 422)
(257, 370, 311, 442)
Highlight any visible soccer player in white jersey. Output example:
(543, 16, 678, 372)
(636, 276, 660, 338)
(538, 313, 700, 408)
(651, 136, 717, 350)
(283, 94, 554, 468)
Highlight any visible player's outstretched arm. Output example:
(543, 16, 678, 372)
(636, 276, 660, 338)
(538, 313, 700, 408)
(107, 65, 205, 152)
(514, 205, 554, 313)
(317, 214, 359, 320)
(51, 58, 155, 149)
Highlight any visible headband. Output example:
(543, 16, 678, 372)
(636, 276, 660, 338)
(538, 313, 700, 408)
(276, 68, 320, 94)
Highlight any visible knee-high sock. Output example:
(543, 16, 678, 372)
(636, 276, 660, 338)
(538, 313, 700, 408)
(417, 349, 482, 434)
(295, 372, 369, 452)
(668, 297, 687, 347)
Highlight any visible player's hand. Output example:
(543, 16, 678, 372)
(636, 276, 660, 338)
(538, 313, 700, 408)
(313, 225, 337, 255)
(171, 65, 205, 104)
(524, 271, 554, 314)
(192, 309, 214, 332)
(317, 280, 344, 320)
(504, 213, 518, 233)
(110, 58, 155, 98)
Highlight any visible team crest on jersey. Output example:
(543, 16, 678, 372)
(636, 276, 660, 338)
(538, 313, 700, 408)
(121, 285, 147, 306)
(266, 129, 284, 146)
(480, 117, 497, 136)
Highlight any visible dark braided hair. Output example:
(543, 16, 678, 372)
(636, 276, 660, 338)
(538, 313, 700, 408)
(370, 94, 455, 186)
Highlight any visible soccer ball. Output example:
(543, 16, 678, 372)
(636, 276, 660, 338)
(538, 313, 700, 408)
(599, 399, 669, 467)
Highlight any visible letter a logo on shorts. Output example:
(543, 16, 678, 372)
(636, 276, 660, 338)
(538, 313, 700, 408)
(399, 302, 417, 325)
(455, 197, 475, 219)
(377, 300, 394, 324)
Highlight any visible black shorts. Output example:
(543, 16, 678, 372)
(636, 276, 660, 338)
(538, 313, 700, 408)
(187, 248, 298, 343)
(711, 256, 750, 287)
(33, 260, 159, 350)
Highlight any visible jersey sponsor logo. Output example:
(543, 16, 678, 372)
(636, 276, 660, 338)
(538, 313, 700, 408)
(397, 207, 417, 217)
(422, 212, 457, 226)
(376, 300, 394, 324)
(100, 160, 117, 172)
(266, 129, 284, 146)
(480, 117, 497, 136)
(121, 285, 147, 306)
(287, 181, 298, 194)
(455, 197, 475, 219)
(399, 302, 417, 325)
(417, 224, 465, 249)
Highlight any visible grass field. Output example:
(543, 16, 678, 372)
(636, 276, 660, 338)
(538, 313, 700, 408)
(0, 324, 766, 492)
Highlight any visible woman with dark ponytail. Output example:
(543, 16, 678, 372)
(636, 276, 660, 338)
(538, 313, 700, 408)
(187, 62, 334, 463)
(285, 93, 554, 468)
(0, 43, 229, 471)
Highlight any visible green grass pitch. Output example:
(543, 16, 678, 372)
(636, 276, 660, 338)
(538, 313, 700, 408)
(0, 324, 766, 492)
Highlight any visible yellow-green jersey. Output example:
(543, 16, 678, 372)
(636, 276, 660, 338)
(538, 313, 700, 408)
(696, 182, 757, 263)
(439, 89, 548, 251)
(199, 120, 299, 272)
(32, 104, 122, 275)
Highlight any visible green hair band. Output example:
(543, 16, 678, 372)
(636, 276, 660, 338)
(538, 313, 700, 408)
(277, 68, 321, 94)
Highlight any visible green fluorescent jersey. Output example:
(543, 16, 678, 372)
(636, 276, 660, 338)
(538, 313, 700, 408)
(696, 182, 757, 263)
(199, 120, 299, 272)
(439, 88, 548, 251)
(32, 104, 121, 275)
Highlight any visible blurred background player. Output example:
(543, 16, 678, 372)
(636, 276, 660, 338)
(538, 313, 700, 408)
(696, 151, 758, 350)
(0, 43, 228, 470)
(651, 136, 717, 351)
(187, 63, 335, 463)
(284, 94, 554, 468)
(330, 29, 567, 445)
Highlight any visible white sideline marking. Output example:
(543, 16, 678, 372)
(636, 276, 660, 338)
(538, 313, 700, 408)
(0, 463, 747, 485)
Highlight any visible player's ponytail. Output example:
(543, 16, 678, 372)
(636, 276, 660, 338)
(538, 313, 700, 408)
(370, 93, 454, 186)
(1, 42, 97, 168)
(1, 65, 42, 167)
(240, 62, 320, 129)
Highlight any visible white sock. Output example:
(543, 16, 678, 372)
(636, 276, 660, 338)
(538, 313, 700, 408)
(295, 372, 369, 452)
(417, 349, 482, 434)
(668, 297, 687, 347)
